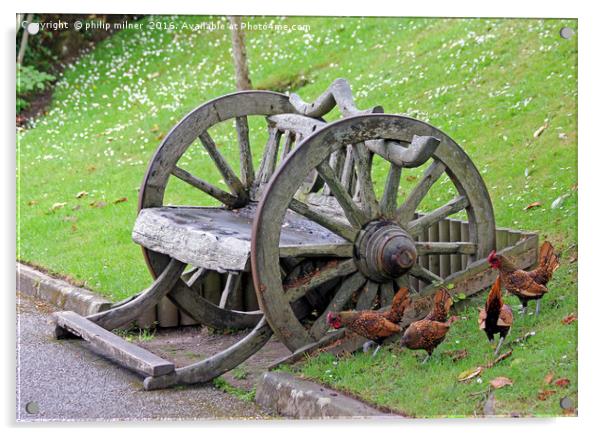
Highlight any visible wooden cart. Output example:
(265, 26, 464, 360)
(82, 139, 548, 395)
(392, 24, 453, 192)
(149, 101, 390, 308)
(53, 79, 538, 390)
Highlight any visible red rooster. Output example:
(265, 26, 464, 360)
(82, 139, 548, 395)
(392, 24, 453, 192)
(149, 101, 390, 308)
(487, 241, 559, 315)
(478, 276, 513, 355)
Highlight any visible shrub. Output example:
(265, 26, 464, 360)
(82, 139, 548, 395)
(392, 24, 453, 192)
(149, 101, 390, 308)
(16, 64, 55, 113)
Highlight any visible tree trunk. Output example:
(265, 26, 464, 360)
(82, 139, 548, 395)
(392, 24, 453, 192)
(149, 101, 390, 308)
(228, 16, 252, 91)
(17, 13, 34, 65)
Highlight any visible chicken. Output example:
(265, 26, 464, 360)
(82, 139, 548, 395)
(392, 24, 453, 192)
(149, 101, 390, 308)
(400, 316, 458, 363)
(478, 276, 513, 355)
(327, 287, 410, 357)
(487, 241, 559, 315)
(424, 288, 453, 322)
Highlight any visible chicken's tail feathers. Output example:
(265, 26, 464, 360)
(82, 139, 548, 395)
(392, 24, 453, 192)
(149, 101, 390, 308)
(539, 241, 560, 273)
(486, 276, 503, 309)
(387, 287, 410, 324)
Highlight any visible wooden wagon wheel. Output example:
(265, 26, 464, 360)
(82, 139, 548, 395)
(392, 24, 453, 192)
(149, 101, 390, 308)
(138, 90, 308, 330)
(251, 114, 496, 352)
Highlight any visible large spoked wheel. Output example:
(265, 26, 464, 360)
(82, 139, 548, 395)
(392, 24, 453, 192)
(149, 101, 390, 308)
(138, 91, 302, 330)
(252, 114, 496, 352)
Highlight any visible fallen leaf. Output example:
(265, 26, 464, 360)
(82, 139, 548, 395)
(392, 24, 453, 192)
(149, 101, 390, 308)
(538, 389, 556, 401)
(150, 124, 160, 132)
(458, 366, 483, 382)
(490, 376, 513, 389)
(405, 175, 417, 182)
(551, 194, 570, 209)
(486, 350, 513, 368)
(568, 255, 577, 264)
(156, 133, 165, 141)
(89, 200, 107, 208)
(27, 200, 38, 206)
(86, 165, 96, 173)
(562, 313, 577, 325)
(50, 202, 67, 211)
(524, 201, 542, 211)
(70, 224, 78, 232)
(554, 378, 570, 388)
(533, 122, 549, 138)
(544, 371, 555, 385)
(113, 197, 128, 204)
(75, 191, 88, 199)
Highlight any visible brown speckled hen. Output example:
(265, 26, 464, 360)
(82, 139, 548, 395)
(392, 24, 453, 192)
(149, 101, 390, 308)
(488, 241, 559, 315)
(327, 287, 410, 357)
(478, 276, 513, 355)
(400, 316, 458, 363)
(424, 288, 453, 322)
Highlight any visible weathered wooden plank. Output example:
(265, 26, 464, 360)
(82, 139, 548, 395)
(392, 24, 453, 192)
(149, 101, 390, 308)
(449, 220, 462, 274)
(355, 281, 379, 310)
(158, 297, 179, 328)
(54, 311, 175, 377)
(461, 221, 470, 269)
(380, 161, 402, 218)
(411, 263, 443, 285)
(279, 242, 354, 258)
(496, 228, 509, 251)
(351, 143, 379, 218)
(379, 281, 395, 306)
(219, 272, 242, 309)
(280, 130, 294, 161)
(438, 220, 451, 278)
(267, 114, 325, 137)
(289, 199, 358, 242)
(428, 224, 440, 278)
(340, 145, 355, 194)
(259, 126, 282, 184)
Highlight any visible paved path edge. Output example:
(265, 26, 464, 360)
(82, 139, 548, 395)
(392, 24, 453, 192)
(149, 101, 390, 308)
(17, 262, 112, 315)
(255, 371, 402, 419)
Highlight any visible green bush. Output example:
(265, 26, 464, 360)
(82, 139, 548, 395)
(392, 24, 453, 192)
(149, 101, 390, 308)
(16, 64, 55, 113)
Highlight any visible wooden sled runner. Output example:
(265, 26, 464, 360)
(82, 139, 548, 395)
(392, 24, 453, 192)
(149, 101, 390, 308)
(52, 79, 538, 390)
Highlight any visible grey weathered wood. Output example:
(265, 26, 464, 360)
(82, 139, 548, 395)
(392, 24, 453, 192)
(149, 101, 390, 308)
(133, 205, 347, 272)
(414, 241, 477, 255)
(323, 148, 345, 196)
(136, 306, 157, 329)
(219, 272, 242, 309)
(461, 221, 470, 269)
(411, 263, 443, 285)
(428, 224, 440, 278)
(496, 228, 509, 251)
(280, 130, 294, 161)
(366, 135, 441, 168)
(340, 145, 355, 194)
(356, 281, 379, 310)
(87, 258, 184, 331)
(352, 143, 380, 218)
(199, 131, 247, 200)
(228, 16, 253, 91)
(449, 220, 462, 274)
(186, 267, 208, 288)
(279, 242, 353, 258)
(408, 196, 469, 236)
(157, 298, 179, 328)
(235, 116, 254, 188)
(309, 272, 366, 340)
(268, 114, 325, 137)
(171, 165, 240, 208)
(258, 126, 282, 184)
(438, 220, 451, 278)
(268, 330, 347, 370)
(54, 311, 175, 377)
(284, 259, 357, 303)
(288, 199, 358, 242)
(316, 161, 368, 228)
(380, 161, 402, 218)
(289, 78, 383, 118)
(396, 160, 446, 224)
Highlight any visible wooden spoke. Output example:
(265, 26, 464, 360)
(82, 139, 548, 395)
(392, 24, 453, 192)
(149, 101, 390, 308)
(379, 281, 395, 306)
(186, 267, 208, 288)
(323, 148, 345, 196)
(283, 259, 357, 304)
(171, 165, 239, 207)
(408, 196, 469, 236)
(340, 145, 355, 194)
(235, 116, 254, 188)
(219, 273, 242, 309)
(316, 160, 369, 227)
(396, 160, 446, 224)
(199, 131, 246, 198)
(280, 130, 294, 161)
(352, 142, 380, 217)
(289, 198, 359, 242)
(410, 264, 443, 284)
(309, 272, 366, 340)
(279, 242, 354, 258)
(258, 126, 282, 184)
(380, 161, 402, 218)
(415, 241, 477, 256)
(355, 281, 379, 310)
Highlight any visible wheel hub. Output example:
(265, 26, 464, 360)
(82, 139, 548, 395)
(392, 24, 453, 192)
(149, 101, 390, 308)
(354, 221, 417, 283)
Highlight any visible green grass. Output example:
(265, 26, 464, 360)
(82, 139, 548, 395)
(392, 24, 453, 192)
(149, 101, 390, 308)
(16, 16, 577, 416)
(212, 376, 256, 403)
